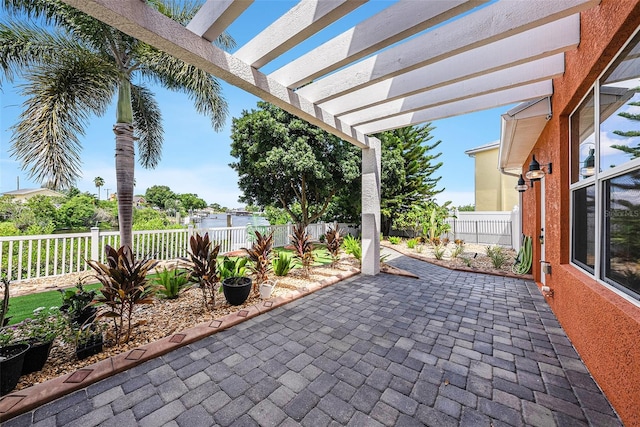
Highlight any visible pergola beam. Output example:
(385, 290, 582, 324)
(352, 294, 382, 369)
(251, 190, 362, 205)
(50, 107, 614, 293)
(234, 0, 366, 68)
(61, 0, 370, 149)
(355, 81, 554, 135)
(186, 0, 253, 42)
(319, 18, 579, 116)
(296, 0, 598, 103)
(269, 0, 488, 89)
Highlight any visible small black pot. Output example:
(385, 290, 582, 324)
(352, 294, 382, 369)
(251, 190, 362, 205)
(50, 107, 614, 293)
(21, 340, 54, 375)
(222, 277, 252, 306)
(0, 343, 30, 395)
(75, 334, 103, 360)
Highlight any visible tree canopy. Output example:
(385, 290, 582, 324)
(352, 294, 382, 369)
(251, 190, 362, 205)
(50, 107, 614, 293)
(230, 101, 360, 226)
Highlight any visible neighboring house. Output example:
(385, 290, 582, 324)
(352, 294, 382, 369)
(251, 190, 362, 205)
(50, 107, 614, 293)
(465, 141, 518, 211)
(1, 188, 65, 202)
(498, 2, 640, 423)
(133, 196, 146, 207)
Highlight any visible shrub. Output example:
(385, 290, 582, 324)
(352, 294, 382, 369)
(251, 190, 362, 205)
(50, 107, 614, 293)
(291, 223, 315, 278)
(272, 252, 293, 276)
(244, 230, 273, 292)
(154, 267, 189, 299)
(451, 241, 465, 258)
(325, 226, 344, 267)
(486, 245, 507, 269)
(59, 280, 98, 326)
(433, 244, 446, 260)
(86, 245, 157, 345)
(342, 234, 362, 261)
(388, 236, 401, 245)
(187, 233, 220, 309)
(406, 238, 417, 249)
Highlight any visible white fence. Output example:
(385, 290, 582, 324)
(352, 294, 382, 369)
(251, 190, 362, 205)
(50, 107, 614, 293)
(0, 222, 337, 282)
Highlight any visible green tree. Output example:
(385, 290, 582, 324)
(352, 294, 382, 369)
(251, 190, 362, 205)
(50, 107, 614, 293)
(57, 194, 96, 229)
(377, 125, 445, 235)
(1, 0, 234, 249)
(209, 203, 224, 212)
(612, 99, 640, 159)
(145, 185, 176, 209)
(93, 177, 105, 200)
(230, 102, 360, 226)
(179, 193, 207, 211)
(25, 195, 59, 229)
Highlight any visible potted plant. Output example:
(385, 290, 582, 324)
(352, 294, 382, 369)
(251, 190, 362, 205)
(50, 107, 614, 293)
(75, 323, 105, 360)
(15, 306, 67, 375)
(0, 327, 29, 395)
(59, 280, 98, 326)
(220, 256, 251, 306)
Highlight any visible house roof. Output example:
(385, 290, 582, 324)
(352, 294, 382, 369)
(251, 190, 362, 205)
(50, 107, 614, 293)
(62, 0, 600, 150)
(464, 140, 500, 157)
(2, 188, 64, 197)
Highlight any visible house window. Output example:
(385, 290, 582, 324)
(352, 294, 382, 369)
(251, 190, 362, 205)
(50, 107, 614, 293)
(570, 29, 640, 301)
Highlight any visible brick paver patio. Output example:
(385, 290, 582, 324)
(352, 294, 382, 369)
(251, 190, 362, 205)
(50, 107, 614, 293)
(3, 251, 622, 426)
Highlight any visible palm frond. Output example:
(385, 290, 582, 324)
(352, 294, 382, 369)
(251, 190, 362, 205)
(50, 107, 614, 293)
(138, 49, 229, 131)
(10, 54, 118, 189)
(131, 83, 163, 169)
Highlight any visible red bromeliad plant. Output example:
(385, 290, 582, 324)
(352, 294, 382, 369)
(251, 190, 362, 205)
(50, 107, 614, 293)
(244, 230, 274, 293)
(187, 233, 220, 309)
(325, 226, 344, 267)
(291, 223, 315, 279)
(86, 245, 157, 346)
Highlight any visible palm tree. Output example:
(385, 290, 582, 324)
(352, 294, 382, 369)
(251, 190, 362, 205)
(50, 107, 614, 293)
(93, 176, 105, 200)
(0, 0, 234, 248)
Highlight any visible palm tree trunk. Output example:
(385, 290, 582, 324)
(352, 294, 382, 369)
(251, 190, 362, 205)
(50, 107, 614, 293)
(114, 123, 135, 250)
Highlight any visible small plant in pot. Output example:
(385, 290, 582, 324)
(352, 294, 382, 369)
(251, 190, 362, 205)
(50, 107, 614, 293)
(220, 256, 251, 306)
(59, 280, 98, 327)
(75, 322, 106, 360)
(14, 306, 68, 375)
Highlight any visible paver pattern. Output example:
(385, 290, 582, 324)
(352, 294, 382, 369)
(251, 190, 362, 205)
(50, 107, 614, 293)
(4, 252, 622, 426)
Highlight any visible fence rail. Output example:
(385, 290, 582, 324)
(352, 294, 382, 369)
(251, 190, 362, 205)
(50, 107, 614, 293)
(0, 222, 339, 282)
(445, 219, 513, 246)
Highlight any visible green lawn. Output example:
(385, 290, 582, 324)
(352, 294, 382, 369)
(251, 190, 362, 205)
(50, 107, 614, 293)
(5, 246, 333, 326)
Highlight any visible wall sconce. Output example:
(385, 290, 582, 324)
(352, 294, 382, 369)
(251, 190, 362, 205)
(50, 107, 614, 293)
(581, 148, 595, 178)
(525, 155, 552, 181)
(515, 174, 533, 192)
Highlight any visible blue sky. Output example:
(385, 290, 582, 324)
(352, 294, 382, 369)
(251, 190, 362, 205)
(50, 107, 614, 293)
(0, 1, 510, 209)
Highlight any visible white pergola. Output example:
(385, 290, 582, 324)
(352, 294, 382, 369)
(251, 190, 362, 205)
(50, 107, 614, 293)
(61, 0, 600, 275)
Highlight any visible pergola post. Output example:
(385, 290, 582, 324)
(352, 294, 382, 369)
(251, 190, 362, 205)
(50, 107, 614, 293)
(361, 137, 381, 275)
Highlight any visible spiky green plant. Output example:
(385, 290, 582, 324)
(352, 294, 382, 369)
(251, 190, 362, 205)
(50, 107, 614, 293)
(388, 236, 401, 245)
(342, 234, 362, 261)
(486, 245, 508, 269)
(273, 252, 293, 277)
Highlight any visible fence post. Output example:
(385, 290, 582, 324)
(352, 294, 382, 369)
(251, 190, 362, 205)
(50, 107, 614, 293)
(90, 227, 100, 261)
(511, 205, 521, 251)
(475, 221, 479, 244)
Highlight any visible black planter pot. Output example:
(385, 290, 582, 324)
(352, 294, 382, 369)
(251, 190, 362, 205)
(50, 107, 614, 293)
(222, 277, 252, 306)
(75, 334, 103, 360)
(0, 343, 30, 395)
(21, 340, 54, 375)
(74, 306, 98, 327)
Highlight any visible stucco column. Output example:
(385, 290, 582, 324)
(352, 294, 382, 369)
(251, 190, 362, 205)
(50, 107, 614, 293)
(361, 137, 381, 275)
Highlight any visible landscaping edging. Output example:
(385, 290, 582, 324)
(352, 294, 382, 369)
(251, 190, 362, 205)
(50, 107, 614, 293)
(0, 267, 360, 423)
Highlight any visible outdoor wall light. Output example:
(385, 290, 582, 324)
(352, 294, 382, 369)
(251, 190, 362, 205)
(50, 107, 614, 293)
(525, 155, 552, 181)
(515, 174, 532, 192)
(581, 148, 595, 178)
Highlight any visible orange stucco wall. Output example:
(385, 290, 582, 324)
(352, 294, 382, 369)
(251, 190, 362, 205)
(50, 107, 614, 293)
(520, 1, 640, 425)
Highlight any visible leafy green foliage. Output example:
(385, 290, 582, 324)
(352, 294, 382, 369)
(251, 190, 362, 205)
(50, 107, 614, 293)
(433, 244, 446, 260)
(388, 236, 401, 245)
(457, 204, 475, 212)
(230, 101, 360, 226)
(342, 235, 362, 261)
(324, 226, 343, 267)
(272, 252, 293, 276)
(57, 194, 97, 229)
(59, 280, 97, 326)
(244, 230, 273, 293)
(145, 185, 177, 209)
(486, 245, 508, 269)
(187, 233, 220, 309)
(86, 245, 157, 345)
(154, 267, 189, 299)
(219, 257, 248, 281)
(290, 223, 315, 278)
(406, 238, 417, 249)
(451, 241, 465, 258)
(179, 193, 207, 211)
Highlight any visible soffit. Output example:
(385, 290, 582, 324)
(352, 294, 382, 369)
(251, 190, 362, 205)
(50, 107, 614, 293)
(60, 0, 601, 149)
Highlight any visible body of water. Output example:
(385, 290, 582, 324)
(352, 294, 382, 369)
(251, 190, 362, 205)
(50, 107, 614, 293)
(197, 214, 270, 229)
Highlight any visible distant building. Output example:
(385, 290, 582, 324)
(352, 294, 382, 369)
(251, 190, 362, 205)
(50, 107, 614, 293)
(109, 193, 147, 208)
(464, 141, 518, 211)
(1, 188, 65, 202)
